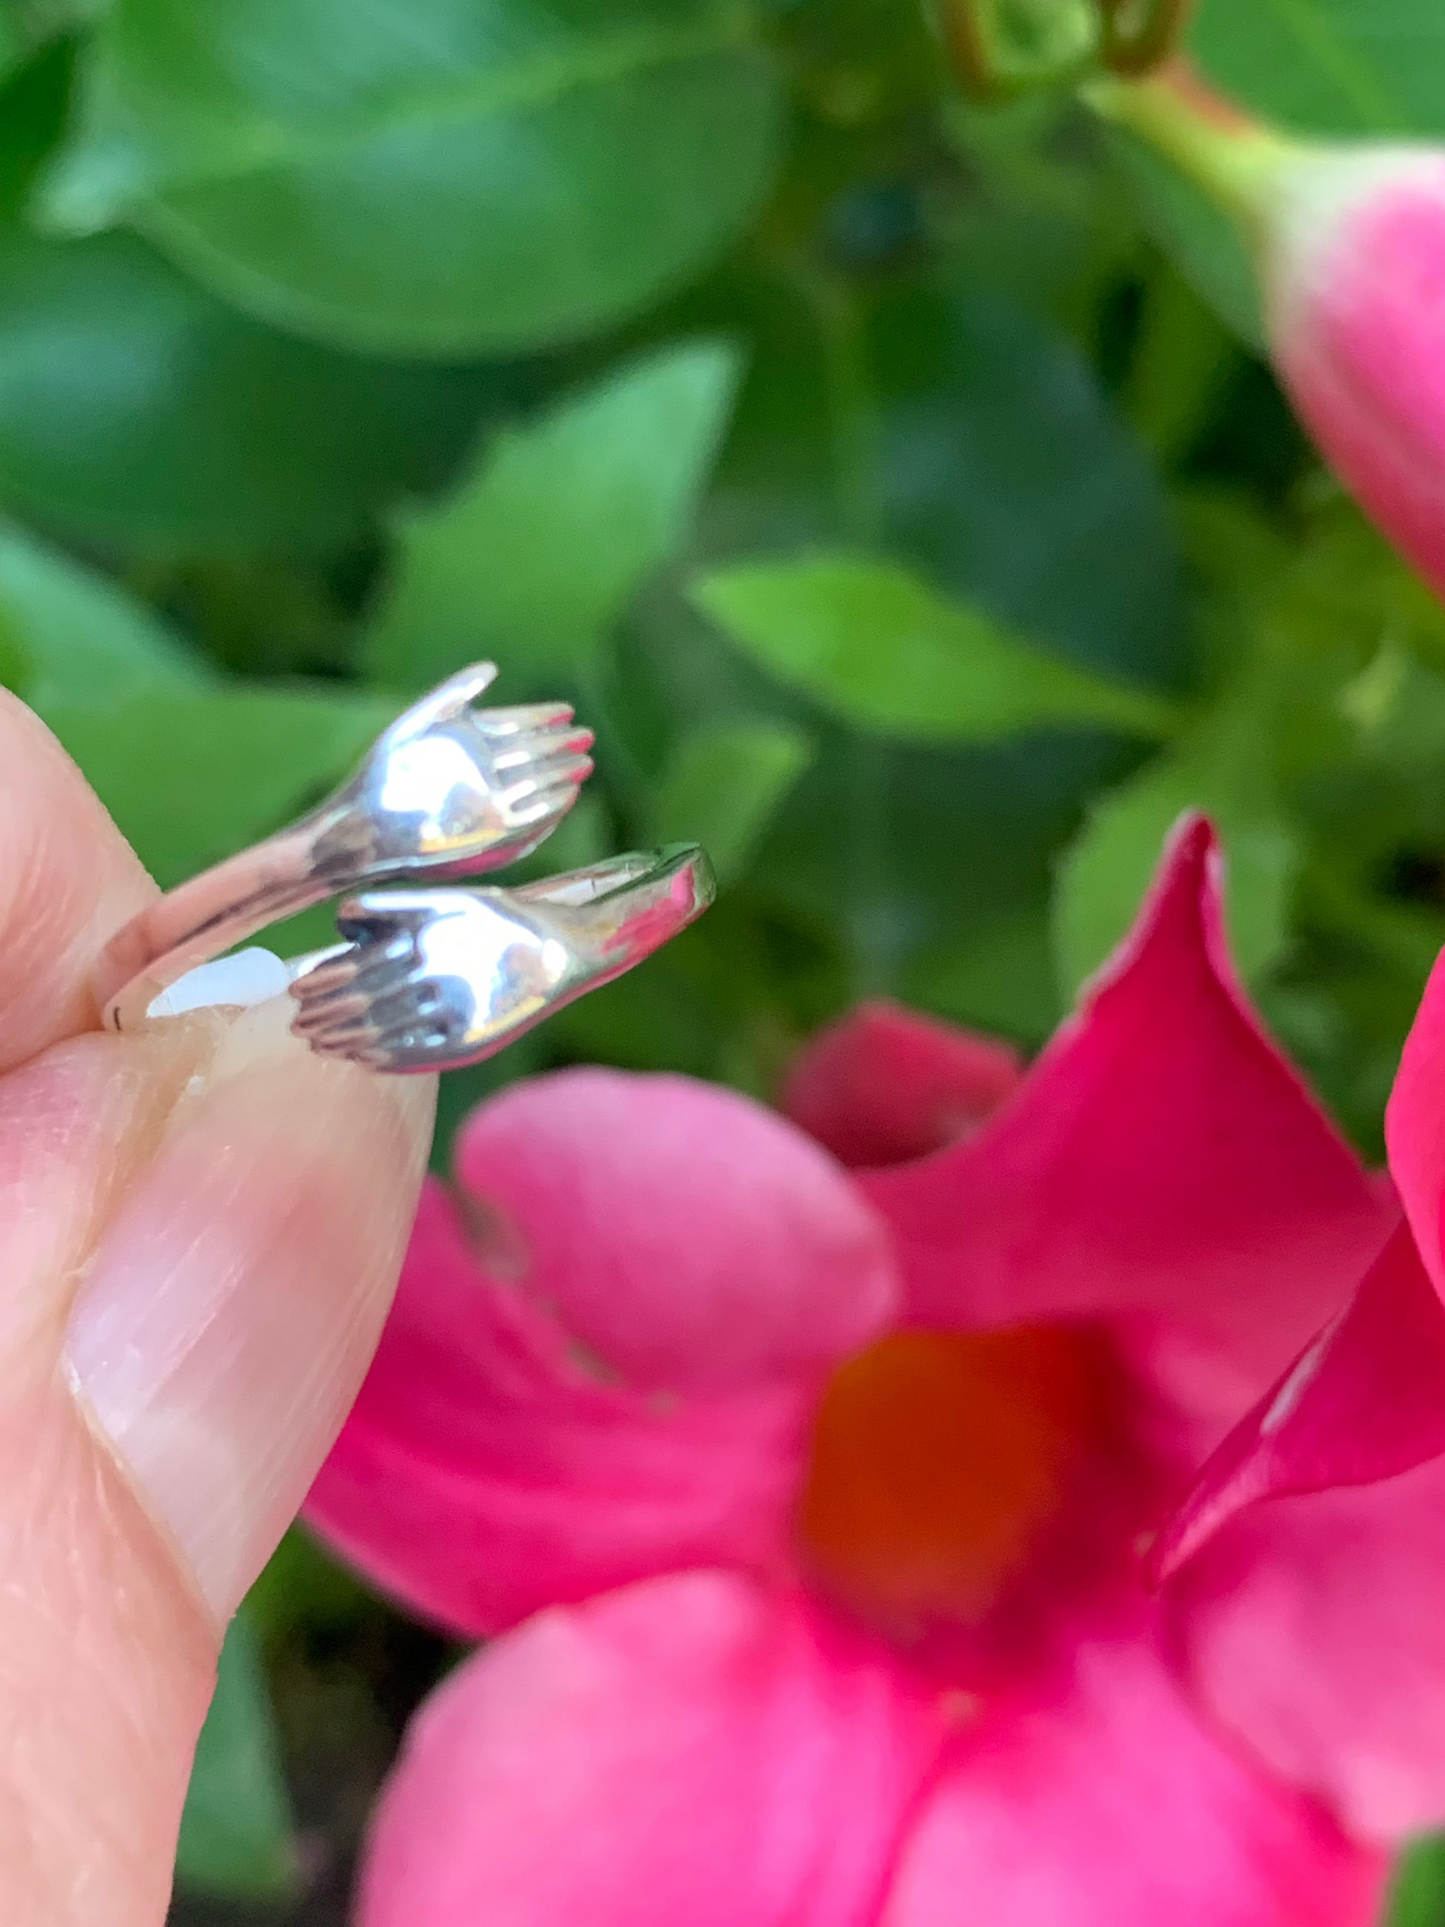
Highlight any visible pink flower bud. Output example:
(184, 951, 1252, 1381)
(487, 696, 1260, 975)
(1094, 71, 1445, 599)
(1263, 147, 1445, 599)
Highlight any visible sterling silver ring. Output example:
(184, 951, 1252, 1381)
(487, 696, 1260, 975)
(286, 846, 714, 1073)
(95, 666, 715, 1070)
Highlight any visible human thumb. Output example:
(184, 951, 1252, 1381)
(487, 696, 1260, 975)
(0, 997, 432, 1926)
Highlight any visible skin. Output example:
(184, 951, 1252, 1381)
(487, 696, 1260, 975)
(0, 689, 435, 1927)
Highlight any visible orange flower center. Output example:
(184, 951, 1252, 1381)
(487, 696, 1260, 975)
(798, 1327, 1100, 1626)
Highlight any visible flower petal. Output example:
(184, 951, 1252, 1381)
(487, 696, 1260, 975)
(1170, 1451, 1445, 1841)
(861, 818, 1389, 1397)
(1269, 152, 1445, 605)
(452, 1069, 897, 1391)
(304, 1181, 823, 1635)
(1151, 1223, 1445, 1579)
(356, 1571, 948, 1927)
(307, 1072, 898, 1636)
(1386, 940, 1445, 1299)
(882, 1626, 1385, 1926)
(780, 999, 1023, 1169)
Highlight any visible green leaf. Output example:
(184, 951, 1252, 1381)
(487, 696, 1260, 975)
(0, 29, 76, 222)
(696, 285, 1187, 685)
(367, 342, 742, 689)
(244, 1527, 374, 1644)
(608, 281, 1193, 1016)
(692, 554, 1183, 743)
(1190, 0, 1445, 140)
(652, 718, 812, 886)
(0, 600, 28, 691)
(1386, 1834, 1445, 1927)
(0, 10, 24, 82)
(0, 0, 89, 84)
(0, 33, 504, 552)
(675, 283, 1190, 1000)
(907, 906, 1061, 1046)
(1125, 266, 1243, 463)
(1273, 499, 1445, 684)
(0, 226, 504, 554)
(548, 919, 742, 1078)
(175, 1610, 296, 1901)
(40, 0, 785, 357)
(868, 289, 1186, 690)
(1053, 694, 1297, 997)
(45, 685, 397, 885)
(0, 520, 207, 707)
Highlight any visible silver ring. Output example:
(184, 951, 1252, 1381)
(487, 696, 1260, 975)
(286, 845, 715, 1072)
(94, 669, 716, 1071)
(95, 662, 594, 1035)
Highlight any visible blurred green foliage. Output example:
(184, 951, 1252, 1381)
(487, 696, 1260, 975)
(367, 341, 742, 686)
(2, 0, 1444, 1918)
(1393, 1837, 1445, 1927)
(176, 1611, 298, 1904)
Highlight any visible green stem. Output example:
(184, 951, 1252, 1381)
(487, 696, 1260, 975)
(837, 731, 891, 1000)
(937, 0, 1014, 103)
(812, 280, 894, 993)
(818, 289, 881, 548)
(1084, 70, 1295, 234)
(1098, 0, 1196, 77)
(936, 0, 1100, 102)
(778, 260, 900, 993)
(787, 261, 882, 548)
(573, 640, 650, 828)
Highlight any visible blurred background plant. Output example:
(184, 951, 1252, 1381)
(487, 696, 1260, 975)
(2, 0, 1445, 1919)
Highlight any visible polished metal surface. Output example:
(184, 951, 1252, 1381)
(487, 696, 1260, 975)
(288, 846, 715, 1072)
(95, 665, 715, 1070)
(97, 663, 593, 1033)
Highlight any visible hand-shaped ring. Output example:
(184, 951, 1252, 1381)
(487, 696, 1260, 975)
(93, 662, 595, 1032)
(287, 846, 714, 1072)
(94, 667, 716, 1069)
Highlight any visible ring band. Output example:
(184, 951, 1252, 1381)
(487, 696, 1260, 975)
(104, 845, 716, 1071)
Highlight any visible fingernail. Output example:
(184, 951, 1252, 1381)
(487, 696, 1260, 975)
(64, 1000, 434, 1620)
(144, 946, 290, 1019)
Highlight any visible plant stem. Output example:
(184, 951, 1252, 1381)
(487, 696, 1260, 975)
(787, 260, 882, 549)
(935, 0, 1099, 102)
(1098, 0, 1196, 77)
(1083, 63, 1294, 234)
(793, 267, 896, 994)
(936, 0, 1013, 102)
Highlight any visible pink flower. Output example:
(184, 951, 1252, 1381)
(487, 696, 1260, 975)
(1262, 146, 1445, 600)
(303, 815, 1445, 1925)
(1152, 934, 1445, 1569)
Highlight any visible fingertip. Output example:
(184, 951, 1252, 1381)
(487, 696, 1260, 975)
(0, 689, 154, 1071)
(67, 999, 436, 1620)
